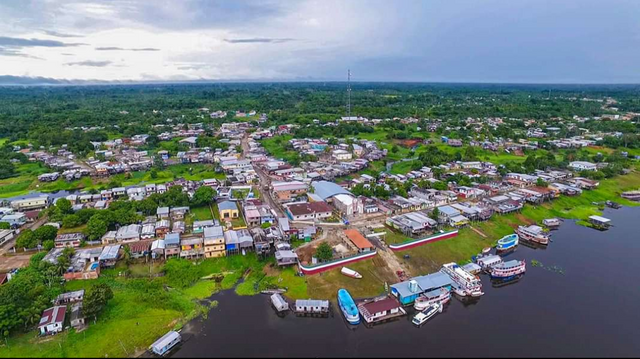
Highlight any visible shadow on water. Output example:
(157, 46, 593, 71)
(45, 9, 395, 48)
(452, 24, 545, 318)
(170, 207, 640, 358)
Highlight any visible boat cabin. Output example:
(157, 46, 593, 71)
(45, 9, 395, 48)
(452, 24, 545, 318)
(588, 215, 611, 230)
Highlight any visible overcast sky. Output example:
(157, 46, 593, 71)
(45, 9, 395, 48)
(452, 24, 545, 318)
(1, 0, 640, 83)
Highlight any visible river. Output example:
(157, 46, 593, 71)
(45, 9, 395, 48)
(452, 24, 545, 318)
(171, 206, 640, 357)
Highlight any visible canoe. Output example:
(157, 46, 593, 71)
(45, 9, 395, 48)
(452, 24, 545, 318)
(341, 267, 363, 279)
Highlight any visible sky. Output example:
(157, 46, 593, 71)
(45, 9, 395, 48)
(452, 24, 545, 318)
(1, 0, 640, 84)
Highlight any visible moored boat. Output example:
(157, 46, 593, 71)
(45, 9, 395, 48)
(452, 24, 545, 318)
(496, 234, 519, 252)
(412, 303, 442, 326)
(441, 262, 484, 297)
(482, 247, 492, 254)
(337, 289, 360, 325)
(543, 218, 562, 229)
(516, 225, 549, 245)
(341, 267, 363, 279)
(490, 259, 526, 279)
(414, 287, 451, 311)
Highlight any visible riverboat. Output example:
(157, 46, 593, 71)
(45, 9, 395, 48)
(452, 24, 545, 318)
(490, 260, 526, 280)
(341, 267, 363, 279)
(516, 225, 549, 245)
(496, 234, 519, 252)
(414, 287, 451, 311)
(338, 289, 360, 325)
(412, 303, 442, 326)
(441, 263, 484, 297)
(543, 218, 562, 229)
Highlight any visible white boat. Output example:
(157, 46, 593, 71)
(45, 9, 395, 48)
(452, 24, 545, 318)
(412, 303, 442, 326)
(341, 267, 363, 279)
(414, 288, 451, 311)
(441, 262, 484, 297)
(516, 225, 549, 245)
(490, 260, 526, 279)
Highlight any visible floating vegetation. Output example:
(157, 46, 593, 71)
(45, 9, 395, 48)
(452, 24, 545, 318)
(531, 259, 543, 267)
(530, 259, 564, 274)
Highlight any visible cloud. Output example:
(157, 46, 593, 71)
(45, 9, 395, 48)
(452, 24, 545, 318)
(223, 38, 295, 44)
(0, 47, 43, 59)
(42, 30, 83, 38)
(0, 36, 84, 48)
(66, 60, 112, 67)
(95, 47, 160, 51)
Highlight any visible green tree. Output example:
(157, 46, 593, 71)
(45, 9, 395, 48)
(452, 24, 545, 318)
(62, 214, 82, 228)
(431, 207, 440, 222)
(0, 222, 9, 230)
(260, 222, 272, 229)
(33, 225, 58, 243)
(42, 240, 55, 251)
(86, 217, 108, 241)
(191, 186, 215, 206)
(83, 283, 114, 323)
(536, 178, 548, 187)
(55, 198, 73, 215)
(15, 229, 37, 249)
(314, 242, 333, 262)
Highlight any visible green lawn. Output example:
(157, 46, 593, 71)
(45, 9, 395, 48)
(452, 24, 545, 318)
(191, 205, 214, 221)
(261, 135, 298, 162)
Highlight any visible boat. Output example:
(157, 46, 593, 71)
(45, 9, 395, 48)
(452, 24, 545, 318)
(542, 218, 562, 229)
(476, 254, 503, 270)
(482, 247, 492, 254)
(150, 330, 182, 356)
(490, 260, 526, 280)
(412, 303, 442, 326)
(341, 267, 363, 279)
(337, 289, 360, 325)
(441, 263, 484, 297)
(414, 288, 451, 311)
(270, 293, 289, 312)
(516, 225, 549, 245)
(496, 234, 519, 252)
(605, 200, 622, 209)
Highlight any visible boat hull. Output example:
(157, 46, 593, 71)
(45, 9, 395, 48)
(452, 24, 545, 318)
(516, 228, 549, 245)
(490, 261, 527, 279)
(496, 234, 519, 252)
(414, 291, 451, 311)
(338, 289, 360, 325)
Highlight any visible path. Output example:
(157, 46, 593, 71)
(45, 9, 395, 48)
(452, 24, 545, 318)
(470, 225, 487, 238)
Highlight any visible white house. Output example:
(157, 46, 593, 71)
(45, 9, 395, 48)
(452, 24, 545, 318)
(38, 306, 66, 336)
(569, 161, 597, 172)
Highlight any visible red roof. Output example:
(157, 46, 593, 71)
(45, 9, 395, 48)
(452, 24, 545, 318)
(0, 273, 7, 285)
(344, 229, 374, 250)
(127, 240, 152, 253)
(39, 306, 66, 328)
(362, 297, 401, 314)
(287, 201, 333, 216)
(24, 210, 40, 220)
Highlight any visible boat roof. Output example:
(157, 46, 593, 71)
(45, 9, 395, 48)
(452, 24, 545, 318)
(499, 260, 523, 267)
(589, 215, 611, 223)
(151, 331, 180, 351)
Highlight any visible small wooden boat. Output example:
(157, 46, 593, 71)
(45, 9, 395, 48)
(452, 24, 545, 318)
(341, 267, 362, 279)
(412, 303, 442, 326)
(482, 247, 492, 254)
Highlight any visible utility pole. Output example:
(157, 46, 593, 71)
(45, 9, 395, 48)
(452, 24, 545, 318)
(347, 69, 352, 119)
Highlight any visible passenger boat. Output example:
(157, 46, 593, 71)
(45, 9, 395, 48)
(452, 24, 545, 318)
(337, 289, 360, 325)
(341, 267, 363, 279)
(441, 262, 484, 297)
(414, 288, 451, 311)
(412, 303, 442, 326)
(516, 225, 549, 245)
(490, 260, 526, 280)
(496, 234, 519, 252)
(543, 218, 562, 229)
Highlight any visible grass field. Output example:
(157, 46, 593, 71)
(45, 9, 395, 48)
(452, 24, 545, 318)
(261, 135, 298, 162)
(190, 205, 214, 221)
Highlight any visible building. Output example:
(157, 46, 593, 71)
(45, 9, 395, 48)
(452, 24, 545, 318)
(218, 201, 239, 220)
(128, 240, 152, 259)
(180, 237, 204, 258)
(311, 181, 352, 202)
(54, 290, 84, 305)
(116, 224, 141, 242)
(224, 229, 253, 255)
(55, 233, 85, 248)
(358, 297, 405, 324)
(11, 196, 49, 211)
(271, 181, 308, 201)
(569, 161, 597, 172)
(275, 250, 298, 266)
(38, 306, 66, 336)
(0, 229, 15, 247)
(286, 201, 333, 221)
(157, 207, 170, 219)
(343, 229, 375, 253)
(390, 272, 453, 305)
(332, 194, 359, 216)
(98, 244, 121, 267)
(193, 219, 215, 234)
(69, 302, 85, 330)
(164, 233, 181, 258)
(0, 213, 26, 227)
(203, 225, 226, 258)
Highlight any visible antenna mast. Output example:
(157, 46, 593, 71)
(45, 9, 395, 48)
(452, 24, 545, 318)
(347, 69, 351, 119)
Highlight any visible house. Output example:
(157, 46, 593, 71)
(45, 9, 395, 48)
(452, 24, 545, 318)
(332, 194, 360, 216)
(38, 306, 66, 336)
(69, 302, 85, 330)
(155, 220, 171, 238)
(343, 229, 375, 253)
(157, 207, 170, 219)
(164, 233, 181, 258)
(115, 224, 141, 242)
(55, 233, 84, 248)
(286, 201, 333, 221)
(141, 224, 156, 240)
(275, 250, 299, 266)
(170, 207, 189, 221)
(449, 214, 470, 227)
(150, 239, 166, 259)
(0, 213, 26, 227)
(224, 229, 253, 255)
(203, 225, 226, 258)
(128, 240, 152, 259)
(218, 201, 239, 220)
(271, 181, 308, 201)
(193, 220, 215, 234)
(0, 229, 15, 247)
(332, 149, 352, 161)
(358, 296, 405, 324)
(11, 196, 49, 211)
(569, 161, 597, 172)
(98, 244, 121, 268)
(180, 237, 204, 258)
(54, 290, 84, 305)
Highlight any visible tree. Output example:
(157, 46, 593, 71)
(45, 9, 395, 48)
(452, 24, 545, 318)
(33, 225, 58, 243)
(260, 222, 272, 229)
(431, 207, 440, 222)
(55, 198, 72, 215)
(0, 222, 9, 230)
(15, 230, 37, 249)
(314, 242, 333, 262)
(0, 159, 15, 179)
(536, 178, 548, 187)
(62, 214, 82, 228)
(86, 217, 108, 241)
(42, 240, 55, 251)
(83, 283, 114, 323)
(191, 186, 215, 207)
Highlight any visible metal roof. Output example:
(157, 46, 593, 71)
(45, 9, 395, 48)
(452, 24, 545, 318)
(151, 331, 181, 351)
(99, 244, 121, 261)
(311, 180, 352, 200)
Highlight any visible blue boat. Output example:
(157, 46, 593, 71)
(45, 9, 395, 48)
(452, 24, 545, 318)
(337, 289, 360, 325)
(496, 234, 519, 252)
